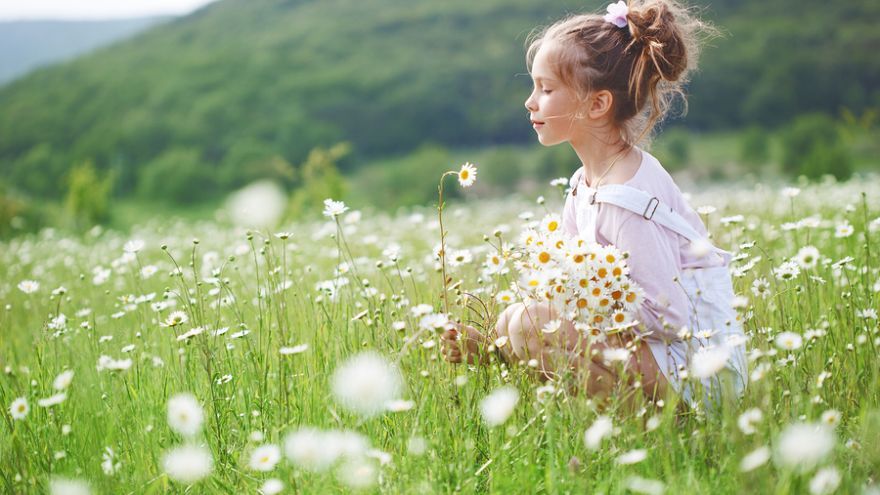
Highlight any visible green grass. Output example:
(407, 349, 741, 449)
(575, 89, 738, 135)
(1, 172, 879, 493)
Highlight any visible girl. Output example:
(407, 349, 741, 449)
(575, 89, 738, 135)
(441, 0, 747, 410)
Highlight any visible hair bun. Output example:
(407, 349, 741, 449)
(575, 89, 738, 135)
(626, 1, 688, 82)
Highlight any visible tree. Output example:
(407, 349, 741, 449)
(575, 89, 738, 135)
(781, 113, 852, 180)
(65, 160, 114, 227)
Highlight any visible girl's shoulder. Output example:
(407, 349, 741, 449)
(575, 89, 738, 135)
(595, 149, 708, 240)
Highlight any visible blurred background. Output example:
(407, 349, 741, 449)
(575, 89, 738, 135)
(0, 0, 877, 235)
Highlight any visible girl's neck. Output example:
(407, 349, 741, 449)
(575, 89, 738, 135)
(570, 133, 633, 187)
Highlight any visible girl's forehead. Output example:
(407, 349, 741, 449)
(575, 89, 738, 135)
(531, 43, 564, 80)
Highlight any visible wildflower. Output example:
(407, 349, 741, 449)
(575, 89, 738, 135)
(690, 346, 730, 379)
(541, 319, 562, 334)
(249, 444, 282, 472)
(603, 347, 631, 364)
(53, 370, 74, 391)
(284, 428, 368, 472)
(720, 214, 744, 226)
(167, 393, 204, 437)
(457, 162, 477, 188)
(856, 308, 878, 320)
(795, 245, 820, 269)
(739, 446, 771, 472)
(480, 386, 519, 427)
(17, 280, 39, 294)
(820, 409, 841, 428)
(102, 446, 120, 475)
(689, 238, 713, 258)
(38, 393, 67, 408)
(834, 222, 853, 238)
(96, 355, 132, 372)
(540, 214, 562, 234)
(323, 198, 349, 218)
(496, 290, 515, 304)
(696, 205, 717, 215)
(616, 449, 647, 465)
(773, 261, 800, 281)
(775, 331, 803, 351)
(49, 477, 91, 495)
(337, 457, 378, 489)
(624, 476, 665, 495)
(162, 444, 213, 484)
(774, 422, 834, 471)
(385, 400, 415, 412)
(10, 397, 28, 420)
(332, 353, 403, 418)
(123, 240, 145, 253)
(809, 467, 841, 495)
(261, 479, 284, 495)
(751, 278, 770, 298)
(781, 187, 801, 198)
(162, 310, 189, 328)
(280, 344, 309, 355)
(737, 408, 763, 435)
(584, 415, 613, 450)
(419, 313, 452, 333)
(176, 326, 205, 342)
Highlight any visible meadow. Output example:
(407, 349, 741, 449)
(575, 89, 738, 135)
(1, 171, 879, 494)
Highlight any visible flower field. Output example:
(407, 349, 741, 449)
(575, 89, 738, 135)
(2, 176, 879, 494)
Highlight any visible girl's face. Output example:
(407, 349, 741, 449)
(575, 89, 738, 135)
(524, 44, 584, 146)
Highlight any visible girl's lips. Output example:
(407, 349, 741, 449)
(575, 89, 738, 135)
(531, 120, 545, 127)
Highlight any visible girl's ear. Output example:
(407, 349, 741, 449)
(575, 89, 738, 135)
(587, 90, 614, 120)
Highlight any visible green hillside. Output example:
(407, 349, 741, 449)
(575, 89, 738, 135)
(0, 0, 877, 201)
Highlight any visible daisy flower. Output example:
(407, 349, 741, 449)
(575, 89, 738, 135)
(457, 162, 477, 188)
(10, 397, 29, 420)
(162, 444, 213, 484)
(323, 198, 349, 218)
(480, 386, 519, 427)
(249, 444, 282, 472)
(17, 280, 39, 294)
(162, 310, 189, 328)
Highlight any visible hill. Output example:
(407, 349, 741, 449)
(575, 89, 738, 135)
(0, 0, 877, 201)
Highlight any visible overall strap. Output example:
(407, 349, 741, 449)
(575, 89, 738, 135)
(590, 184, 734, 264)
(592, 184, 703, 241)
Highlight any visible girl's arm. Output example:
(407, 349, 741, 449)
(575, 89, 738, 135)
(614, 215, 690, 341)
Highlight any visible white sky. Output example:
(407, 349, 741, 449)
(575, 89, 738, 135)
(0, 0, 221, 21)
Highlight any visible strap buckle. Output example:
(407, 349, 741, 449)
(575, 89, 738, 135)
(643, 196, 659, 220)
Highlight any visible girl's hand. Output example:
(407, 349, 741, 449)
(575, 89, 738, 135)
(440, 322, 491, 365)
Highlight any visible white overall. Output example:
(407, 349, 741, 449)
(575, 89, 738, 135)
(569, 174, 748, 410)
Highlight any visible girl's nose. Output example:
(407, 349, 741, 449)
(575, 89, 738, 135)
(524, 93, 537, 112)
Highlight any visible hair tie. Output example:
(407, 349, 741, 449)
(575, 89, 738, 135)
(603, 1, 629, 29)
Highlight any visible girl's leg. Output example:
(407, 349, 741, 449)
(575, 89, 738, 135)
(495, 301, 670, 404)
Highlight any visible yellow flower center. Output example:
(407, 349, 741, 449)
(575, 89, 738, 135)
(547, 221, 558, 232)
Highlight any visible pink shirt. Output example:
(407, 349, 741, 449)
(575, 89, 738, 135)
(561, 147, 726, 342)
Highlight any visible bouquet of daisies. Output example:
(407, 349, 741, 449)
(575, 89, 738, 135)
(508, 214, 645, 337)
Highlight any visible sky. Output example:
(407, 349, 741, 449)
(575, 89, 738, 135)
(0, 0, 221, 21)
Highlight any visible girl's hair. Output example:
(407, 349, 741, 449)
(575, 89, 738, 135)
(526, 0, 714, 145)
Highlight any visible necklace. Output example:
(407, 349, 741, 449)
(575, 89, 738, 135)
(586, 145, 631, 189)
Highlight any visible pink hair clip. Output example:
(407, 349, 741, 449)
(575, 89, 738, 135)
(604, 0, 629, 28)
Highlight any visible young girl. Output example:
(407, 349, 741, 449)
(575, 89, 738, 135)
(441, 0, 747, 410)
